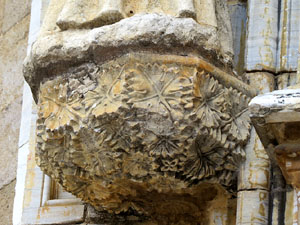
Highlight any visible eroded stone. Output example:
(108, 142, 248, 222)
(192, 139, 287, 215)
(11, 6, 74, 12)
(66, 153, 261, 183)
(24, 1, 255, 223)
(250, 88, 300, 190)
(34, 53, 253, 223)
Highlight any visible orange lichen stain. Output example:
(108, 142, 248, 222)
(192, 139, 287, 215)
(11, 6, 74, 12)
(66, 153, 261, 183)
(64, 209, 71, 217)
(284, 191, 294, 225)
(157, 54, 214, 73)
(23, 168, 36, 207)
(27, 148, 37, 169)
(259, 203, 266, 217)
(23, 190, 33, 208)
(36, 207, 50, 221)
(112, 80, 122, 94)
(263, 169, 270, 185)
(36, 213, 40, 221)
(259, 192, 267, 201)
(41, 206, 50, 214)
(248, 162, 270, 189)
(23, 143, 37, 209)
(257, 192, 267, 218)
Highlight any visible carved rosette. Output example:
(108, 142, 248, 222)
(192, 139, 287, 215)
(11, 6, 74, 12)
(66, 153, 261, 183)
(36, 53, 251, 219)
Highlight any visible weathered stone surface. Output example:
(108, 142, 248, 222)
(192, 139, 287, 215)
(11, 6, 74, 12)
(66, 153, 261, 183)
(0, 14, 30, 189)
(245, 0, 279, 72)
(243, 72, 275, 94)
(238, 128, 270, 191)
(250, 87, 300, 191)
(0, 98, 22, 188)
(0, 180, 16, 225)
(34, 53, 253, 223)
(246, 0, 300, 73)
(236, 190, 269, 225)
(0, 2, 31, 223)
(285, 188, 299, 225)
(56, 0, 198, 30)
(24, 13, 235, 101)
(250, 88, 300, 125)
(23, 1, 256, 223)
(237, 72, 273, 225)
(277, 0, 300, 72)
(0, 15, 30, 110)
(1, 0, 31, 33)
(238, 72, 274, 191)
(277, 72, 299, 89)
(0, 0, 4, 31)
(49, 0, 233, 59)
(227, 0, 247, 76)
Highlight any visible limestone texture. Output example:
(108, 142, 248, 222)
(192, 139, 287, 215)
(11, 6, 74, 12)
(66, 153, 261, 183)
(0, 98, 22, 188)
(0, 180, 16, 225)
(0, 0, 31, 223)
(0, 13, 30, 190)
(0, 15, 30, 115)
(236, 190, 269, 225)
(1, 0, 31, 33)
(34, 53, 253, 224)
(23, 0, 255, 224)
(250, 88, 300, 188)
(24, 13, 236, 102)
(0, 14, 30, 189)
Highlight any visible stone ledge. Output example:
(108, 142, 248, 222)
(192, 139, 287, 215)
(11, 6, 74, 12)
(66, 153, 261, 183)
(24, 14, 235, 101)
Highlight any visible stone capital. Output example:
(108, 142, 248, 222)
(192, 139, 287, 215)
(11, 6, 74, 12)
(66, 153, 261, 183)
(23, 2, 255, 223)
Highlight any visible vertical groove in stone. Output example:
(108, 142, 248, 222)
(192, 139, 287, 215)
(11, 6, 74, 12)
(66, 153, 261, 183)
(237, 72, 274, 225)
(269, 166, 286, 225)
(277, 0, 300, 72)
(228, 0, 247, 76)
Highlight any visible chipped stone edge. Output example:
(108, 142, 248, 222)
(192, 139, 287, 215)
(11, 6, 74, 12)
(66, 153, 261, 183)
(249, 88, 300, 123)
(23, 14, 236, 102)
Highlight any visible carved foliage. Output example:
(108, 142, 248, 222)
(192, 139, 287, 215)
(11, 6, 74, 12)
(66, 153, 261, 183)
(36, 55, 251, 215)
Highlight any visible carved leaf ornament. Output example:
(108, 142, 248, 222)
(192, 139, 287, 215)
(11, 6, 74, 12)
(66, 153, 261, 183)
(36, 54, 251, 214)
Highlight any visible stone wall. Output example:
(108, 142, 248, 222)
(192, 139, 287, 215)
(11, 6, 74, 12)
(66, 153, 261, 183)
(6, 0, 300, 224)
(0, 0, 31, 224)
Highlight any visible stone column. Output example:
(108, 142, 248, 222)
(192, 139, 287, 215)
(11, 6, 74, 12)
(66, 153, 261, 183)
(227, 0, 247, 76)
(237, 73, 274, 225)
(239, 0, 283, 224)
(239, 0, 300, 223)
(245, 0, 279, 73)
(22, 0, 255, 224)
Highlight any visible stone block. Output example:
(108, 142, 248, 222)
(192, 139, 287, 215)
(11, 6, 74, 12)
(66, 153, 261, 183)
(0, 0, 5, 32)
(227, 1, 247, 75)
(277, 0, 300, 72)
(243, 72, 275, 94)
(0, 180, 16, 225)
(0, 98, 22, 189)
(277, 72, 299, 89)
(22, 205, 85, 225)
(236, 190, 269, 225)
(238, 72, 274, 190)
(1, 0, 31, 33)
(285, 188, 299, 225)
(245, 0, 279, 72)
(0, 15, 30, 110)
(238, 128, 270, 191)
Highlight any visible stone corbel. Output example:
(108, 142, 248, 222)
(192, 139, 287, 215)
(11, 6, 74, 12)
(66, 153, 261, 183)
(249, 88, 300, 189)
(23, 1, 255, 223)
